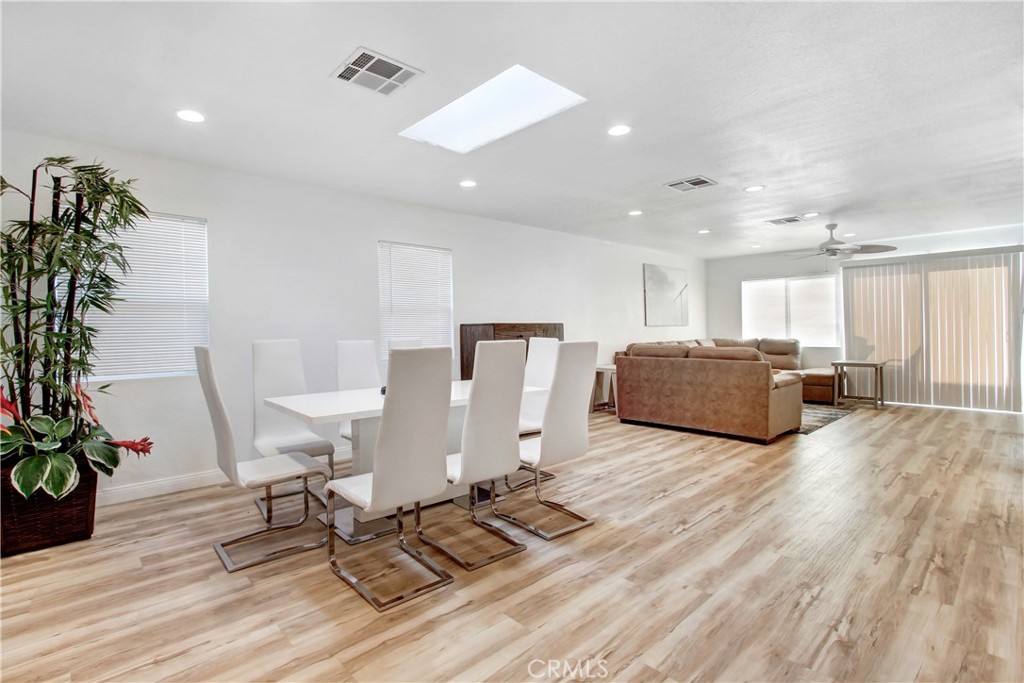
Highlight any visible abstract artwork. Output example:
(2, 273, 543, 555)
(644, 264, 689, 327)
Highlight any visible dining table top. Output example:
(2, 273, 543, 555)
(265, 379, 543, 425)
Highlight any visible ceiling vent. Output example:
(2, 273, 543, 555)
(766, 216, 805, 226)
(331, 48, 422, 96)
(665, 176, 718, 192)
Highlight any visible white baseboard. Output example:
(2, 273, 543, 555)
(97, 469, 227, 507)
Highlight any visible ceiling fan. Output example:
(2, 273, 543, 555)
(799, 224, 897, 261)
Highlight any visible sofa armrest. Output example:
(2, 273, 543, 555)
(773, 372, 802, 389)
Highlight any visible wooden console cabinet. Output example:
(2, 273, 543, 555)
(459, 323, 564, 379)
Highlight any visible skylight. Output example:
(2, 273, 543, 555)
(399, 65, 586, 154)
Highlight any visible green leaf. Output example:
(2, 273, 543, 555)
(11, 455, 51, 498)
(61, 468, 81, 499)
(82, 439, 120, 470)
(1, 426, 30, 453)
(88, 459, 114, 477)
(41, 452, 78, 499)
(87, 424, 112, 441)
(53, 417, 74, 441)
(26, 415, 57, 437)
(33, 440, 62, 451)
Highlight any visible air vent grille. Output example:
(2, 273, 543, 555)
(766, 216, 805, 226)
(665, 176, 718, 192)
(331, 48, 422, 96)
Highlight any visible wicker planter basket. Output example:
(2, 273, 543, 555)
(1, 454, 98, 557)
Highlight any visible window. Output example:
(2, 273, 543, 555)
(843, 248, 1022, 411)
(89, 213, 209, 380)
(377, 241, 453, 359)
(741, 274, 840, 346)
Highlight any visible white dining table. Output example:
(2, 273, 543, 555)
(265, 379, 544, 544)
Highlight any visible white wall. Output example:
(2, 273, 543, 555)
(2, 129, 706, 504)
(705, 224, 1024, 369)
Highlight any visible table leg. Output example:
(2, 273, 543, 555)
(879, 365, 885, 407)
(832, 366, 840, 406)
(874, 366, 881, 409)
(610, 371, 618, 416)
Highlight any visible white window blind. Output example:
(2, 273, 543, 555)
(741, 274, 839, 346)
(377, 241, 453, 360)
(89, 213, 209, 380)
(842, 248, 1022, 412)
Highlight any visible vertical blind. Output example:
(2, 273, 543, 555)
(741, 274, 839, 346)
(377, 241, 453, 360)
(89, 213, 209, 380)
(842, 248, 1022, 412)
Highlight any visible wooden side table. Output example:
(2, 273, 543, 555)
(592, 363, 618, 414)
(831, 360, 887, 409)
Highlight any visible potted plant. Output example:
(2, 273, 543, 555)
(1, 156, 154, 556)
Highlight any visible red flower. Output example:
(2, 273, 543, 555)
(75, 382, 101, 425)
(108, 437, 153, 456)
(1, 391, 22, 423)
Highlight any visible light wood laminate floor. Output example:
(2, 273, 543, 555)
(2, 405, 1021, 682)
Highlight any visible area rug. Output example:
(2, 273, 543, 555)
(799, 403, 858, 435)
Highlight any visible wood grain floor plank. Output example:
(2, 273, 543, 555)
(1, 405, 1020, 682)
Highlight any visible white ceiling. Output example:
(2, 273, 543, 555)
(3, 2, 1022, 258)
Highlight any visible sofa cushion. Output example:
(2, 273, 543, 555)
(689, 346, 765, 362)
(758, 338, 801, 370)
(762, 354, 797, 371)
(625, 341, 690, 355)
(759, 338, 800, 355)
(628, 344, 690, 358)
(800, 368, 836, 386)
(695, 339, 717, 347)
(712, 337, 760, 349)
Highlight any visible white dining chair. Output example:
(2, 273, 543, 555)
(325, 346, 454, 611)
(415, 340, 528, 570)
(195, 346, 332, 573)
(519, 337, 560, 435)
(252, 339, 336, 519)
(335, 340, 382, 441)
(493, 341, 598, 541)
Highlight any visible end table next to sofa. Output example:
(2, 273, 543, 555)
(832, 359, 887, 409)
(592, 363, 617, 414)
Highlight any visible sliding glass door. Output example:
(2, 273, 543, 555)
(842, 248, 1022, 412)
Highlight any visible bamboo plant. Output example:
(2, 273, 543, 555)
(1, 157, 153, 499)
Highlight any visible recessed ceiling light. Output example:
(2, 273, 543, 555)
(802, 212, 820, 218)
(843, 233, 857, 237)
(628, 210, 643, 216)
(744, 185, 766, 193)
(697, 229, 711, 234)
(176, 110, 205, 123)
(608, 125, 632, 136)
(751, 244, 762, 249)
(399, 64, 586, 154)
(459, 180, 477, 188)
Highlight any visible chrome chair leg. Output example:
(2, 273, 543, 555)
(492, 468, 593, 541)
(214, 477, 328, 573)
(414, 482, 526, 571)
(327, 498, 453, 612)
(254, 482, 321, 522)
(503, 464, 555, 492)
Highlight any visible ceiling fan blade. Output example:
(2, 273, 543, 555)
(789, 252, 824, 260)
(836, 243, 861, 252)
(854, 244, 897, 254)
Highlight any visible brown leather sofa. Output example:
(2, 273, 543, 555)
(621, 337, 833, 403)
(615, 344, 802, 443)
